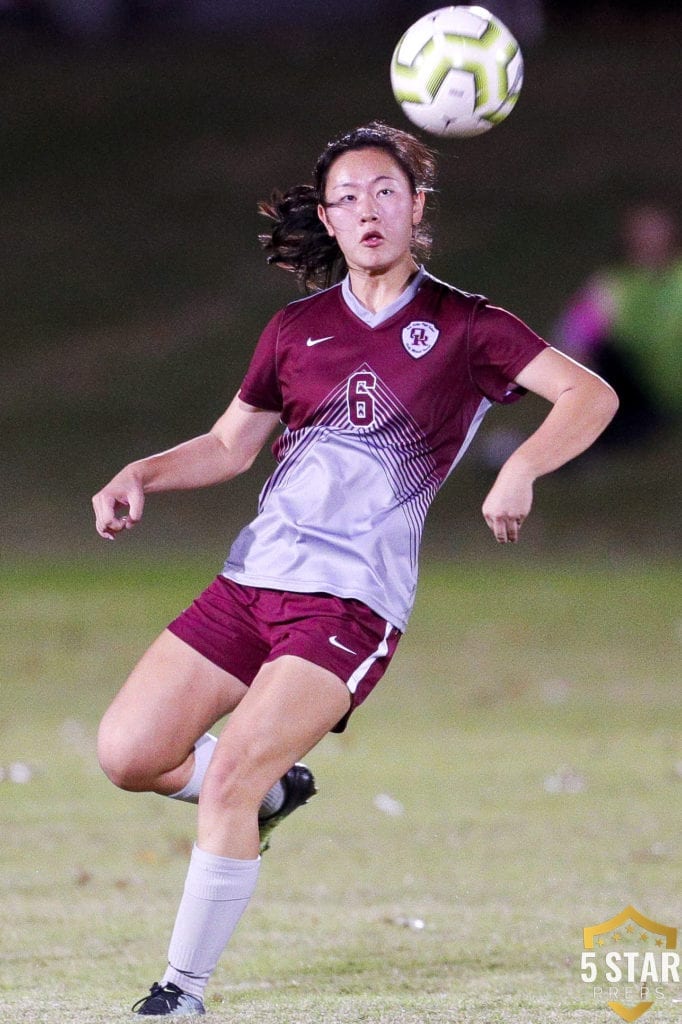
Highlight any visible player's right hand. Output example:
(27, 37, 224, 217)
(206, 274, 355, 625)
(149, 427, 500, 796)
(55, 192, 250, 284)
(92, 474, 145, 541)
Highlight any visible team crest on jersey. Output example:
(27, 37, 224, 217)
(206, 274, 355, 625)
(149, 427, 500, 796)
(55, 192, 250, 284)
(401, 320, 439, 359)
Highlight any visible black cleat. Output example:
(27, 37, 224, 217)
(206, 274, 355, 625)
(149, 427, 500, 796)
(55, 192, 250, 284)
(258, 763, 317, 853)
(132, 982, 205, 1016)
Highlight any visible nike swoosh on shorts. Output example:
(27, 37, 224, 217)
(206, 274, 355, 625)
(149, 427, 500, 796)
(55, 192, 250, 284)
(328, 635, 357, 655)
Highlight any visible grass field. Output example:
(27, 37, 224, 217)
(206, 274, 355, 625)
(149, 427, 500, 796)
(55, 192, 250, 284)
(2, 13, 680, 1021)
(2, 556, 681, 1023)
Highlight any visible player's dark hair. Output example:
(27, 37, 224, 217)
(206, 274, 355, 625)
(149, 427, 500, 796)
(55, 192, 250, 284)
(259, 121, 437, 292)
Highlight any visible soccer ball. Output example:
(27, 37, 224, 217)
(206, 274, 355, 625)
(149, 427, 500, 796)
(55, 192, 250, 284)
(390, 5, 524, 138)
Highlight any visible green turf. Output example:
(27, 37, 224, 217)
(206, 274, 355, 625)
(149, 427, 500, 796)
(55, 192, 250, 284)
(1, 558, 680, 1022)
(2, 20, 679, 1021)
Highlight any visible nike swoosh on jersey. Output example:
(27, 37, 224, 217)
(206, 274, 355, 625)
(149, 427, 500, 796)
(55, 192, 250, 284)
(306, 335, 334, 347)
(328, 635, 357, 655)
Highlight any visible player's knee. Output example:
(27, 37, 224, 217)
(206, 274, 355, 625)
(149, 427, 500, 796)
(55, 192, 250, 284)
(97, 721, 152, 792)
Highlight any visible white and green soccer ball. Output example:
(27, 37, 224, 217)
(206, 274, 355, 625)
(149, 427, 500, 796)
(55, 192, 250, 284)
(390, 5, 524, 138)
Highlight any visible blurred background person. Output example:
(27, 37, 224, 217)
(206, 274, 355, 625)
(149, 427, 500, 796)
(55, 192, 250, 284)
(553, 201, 682, 447)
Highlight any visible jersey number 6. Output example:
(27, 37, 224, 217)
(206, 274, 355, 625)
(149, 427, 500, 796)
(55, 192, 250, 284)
(347, 371, 377, 427)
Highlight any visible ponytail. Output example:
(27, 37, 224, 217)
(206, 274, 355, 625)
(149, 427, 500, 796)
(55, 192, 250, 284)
(258, 185, 345, 292)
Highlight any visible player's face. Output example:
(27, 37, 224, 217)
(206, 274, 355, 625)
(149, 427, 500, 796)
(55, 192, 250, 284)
(317, 148, 425, 275)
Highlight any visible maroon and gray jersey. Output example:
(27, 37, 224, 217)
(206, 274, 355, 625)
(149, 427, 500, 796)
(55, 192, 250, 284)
(223, 268, 547, 630)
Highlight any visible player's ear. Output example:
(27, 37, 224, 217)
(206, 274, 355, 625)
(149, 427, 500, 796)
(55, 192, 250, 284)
(412, 189, 426, 226)
(318, 203, 336, 238)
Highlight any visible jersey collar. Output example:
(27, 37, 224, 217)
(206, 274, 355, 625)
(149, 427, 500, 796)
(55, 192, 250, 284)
(341, 266, 428, 328)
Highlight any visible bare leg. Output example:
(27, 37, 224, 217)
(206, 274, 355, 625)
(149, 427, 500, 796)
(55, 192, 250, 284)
(97, 629, 248, 796)
(198, 654, 352, 857)
(158, 655, 351, 1004)
(101, 637, 352, 1010)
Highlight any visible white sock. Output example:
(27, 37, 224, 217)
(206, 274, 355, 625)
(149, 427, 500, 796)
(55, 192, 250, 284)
(169, 733, 217, 803)
(169, 732, 286, 819)
(161, 845, 260, 1001)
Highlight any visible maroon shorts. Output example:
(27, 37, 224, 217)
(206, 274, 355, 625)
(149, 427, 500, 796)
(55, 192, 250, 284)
(167, 575, 401, 732)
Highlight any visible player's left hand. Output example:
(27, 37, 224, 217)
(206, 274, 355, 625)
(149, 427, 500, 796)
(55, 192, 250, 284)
(481, 467, 533, 543)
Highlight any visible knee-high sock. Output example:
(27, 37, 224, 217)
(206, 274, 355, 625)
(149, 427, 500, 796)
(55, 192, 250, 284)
(161, 844, 260, 1001)
(169, 733, 284, 818)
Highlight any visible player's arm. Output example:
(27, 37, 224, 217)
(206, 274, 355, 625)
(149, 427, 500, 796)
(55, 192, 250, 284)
(92, 395, 281, 540)
(481, 347, 619, 543)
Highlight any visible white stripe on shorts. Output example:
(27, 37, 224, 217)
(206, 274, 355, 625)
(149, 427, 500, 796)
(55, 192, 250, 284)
(346, 621, 393, 696)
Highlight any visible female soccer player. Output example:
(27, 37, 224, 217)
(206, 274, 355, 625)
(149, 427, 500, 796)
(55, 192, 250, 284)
(92, 122, 618, 1016)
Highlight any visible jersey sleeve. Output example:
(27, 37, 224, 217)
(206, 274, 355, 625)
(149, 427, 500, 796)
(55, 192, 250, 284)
(238, 309, 284, 412)
(468, 302, 549, 404)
